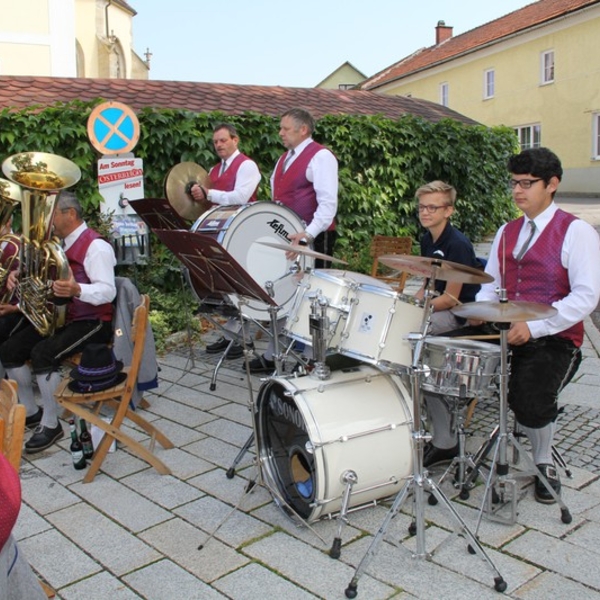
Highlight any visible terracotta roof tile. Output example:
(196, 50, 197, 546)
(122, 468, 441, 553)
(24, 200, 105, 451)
(0, 75, 477, 125)
(361, 0, 598, 89)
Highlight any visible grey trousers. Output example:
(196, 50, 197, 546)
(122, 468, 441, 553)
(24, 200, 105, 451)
(0, 535, 46, 600)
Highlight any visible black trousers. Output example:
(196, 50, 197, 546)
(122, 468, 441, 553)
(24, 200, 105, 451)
(0, 319, 113, 374)
(313, 230, 338, 269)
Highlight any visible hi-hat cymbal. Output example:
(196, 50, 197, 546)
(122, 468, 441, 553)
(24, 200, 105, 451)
(164, 161, 211, 221)
(257, 241, 348, 265)
(379, 254, 494, 284)
(452, 300, 557, 323)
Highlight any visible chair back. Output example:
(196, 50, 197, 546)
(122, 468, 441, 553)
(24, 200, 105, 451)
(370, 235, 413, 292)
(0, 379, 25, 471)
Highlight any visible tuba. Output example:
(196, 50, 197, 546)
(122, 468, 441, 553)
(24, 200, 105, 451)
(1, 152, 81, 336)
(0, 178, 22, 303)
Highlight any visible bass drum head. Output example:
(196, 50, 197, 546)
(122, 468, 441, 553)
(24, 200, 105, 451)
(192, 202, 312, 321)
(256, 364, 413, 522)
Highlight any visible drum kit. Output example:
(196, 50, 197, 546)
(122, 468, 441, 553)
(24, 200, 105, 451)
(131, 162, 573, 597)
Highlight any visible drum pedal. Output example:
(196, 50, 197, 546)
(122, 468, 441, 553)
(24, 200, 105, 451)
(483, 477, 523, 524)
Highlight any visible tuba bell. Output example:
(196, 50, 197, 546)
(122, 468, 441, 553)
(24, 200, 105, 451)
(0, 178, 22, 303)
(1, 152, 81, 336)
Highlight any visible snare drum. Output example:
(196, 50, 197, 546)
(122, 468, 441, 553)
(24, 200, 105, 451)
(284, 269, 382, 349)
(338, 283, 424, 369)
(191, 203, 312, 320)
(421, 337, 501, 399)
(256, 364, 413, 522)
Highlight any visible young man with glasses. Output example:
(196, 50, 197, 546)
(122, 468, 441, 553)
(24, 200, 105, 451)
(475, 147, 600, 503)
(414, 180, 483, 467)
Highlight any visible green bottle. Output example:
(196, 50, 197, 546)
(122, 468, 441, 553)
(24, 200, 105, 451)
(79, 419, 94, 460)
(69, 419, 87, 470)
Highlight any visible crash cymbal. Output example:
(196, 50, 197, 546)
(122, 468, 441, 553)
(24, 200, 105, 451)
(452, 300, 557, 323)
(379, 254, 494, 284)
(257, 240, 348, 265)
(164, 161, 211, 221)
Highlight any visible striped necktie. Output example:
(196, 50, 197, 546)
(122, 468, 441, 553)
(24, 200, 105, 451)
(219, 160, 227, 175)
(516, 220, 536, 261)
(283, 149, 295, 172)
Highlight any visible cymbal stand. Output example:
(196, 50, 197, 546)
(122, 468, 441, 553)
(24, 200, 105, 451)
(345, 266, 506, 598)
(468, 288, 572, 531)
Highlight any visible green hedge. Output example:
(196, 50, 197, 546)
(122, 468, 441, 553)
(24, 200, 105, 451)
(0, 101, 518, 347)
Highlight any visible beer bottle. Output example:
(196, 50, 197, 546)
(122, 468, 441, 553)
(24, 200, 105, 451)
(79, 418, 94, 460)
(69, 419, 87, 470)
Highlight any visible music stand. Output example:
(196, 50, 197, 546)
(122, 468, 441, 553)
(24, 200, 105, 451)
(129, 197, 190, 231)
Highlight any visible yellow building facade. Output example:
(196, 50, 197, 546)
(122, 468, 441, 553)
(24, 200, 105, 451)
(0, 0, 147, 80)
(366, 4, 600, 194)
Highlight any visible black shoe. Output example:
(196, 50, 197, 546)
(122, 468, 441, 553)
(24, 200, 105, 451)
(25, 407, 43, 430)
(535, 464, 561, 504)
(247, 355, 275, 374)
(25, 424, 64, 454)
(206, 337, 229, 354)
(224, 343, 244, 360)
(423, 442, 459, 467)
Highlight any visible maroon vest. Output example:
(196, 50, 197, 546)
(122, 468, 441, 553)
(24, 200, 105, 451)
(208, 153, 257, 203)
(501, 209, 582, 346)
(0, 452, 20, 551)
(0, 237, 19, 304)
(272, 141, 336, 231)
(66, 228, 114, 323)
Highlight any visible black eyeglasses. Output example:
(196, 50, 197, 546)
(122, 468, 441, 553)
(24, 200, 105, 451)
(417, 204, 450, 214)
(509, 178, 543, 189)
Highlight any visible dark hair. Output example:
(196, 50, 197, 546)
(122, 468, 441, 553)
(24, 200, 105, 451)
(507, 147, 563, 183)
(212, 122, 239, 138)
(282, 108, 315, 135)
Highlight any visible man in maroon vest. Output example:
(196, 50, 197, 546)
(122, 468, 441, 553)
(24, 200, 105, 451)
(0, 191, 117, 453)
(190, 123, 261, 358)
(191, 122, 260, 207)
(477, 147, 600, 503)
(249, 108, 339, 373)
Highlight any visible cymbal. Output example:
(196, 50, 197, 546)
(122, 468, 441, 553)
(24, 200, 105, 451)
(257, 241, 348, 265)
(452, 300, 557, 323)
(379, 254, 494, 284)
(164, 161, 211, 221)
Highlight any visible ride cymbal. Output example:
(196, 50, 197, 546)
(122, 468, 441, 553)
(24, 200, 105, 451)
(452, 301, 557, 323)
(257, 241, 348, 265)
(379, 254, 494, 284)
(164, 161, 210, 221)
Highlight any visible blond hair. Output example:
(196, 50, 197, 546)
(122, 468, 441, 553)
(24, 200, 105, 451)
(415, 180, 457, 206)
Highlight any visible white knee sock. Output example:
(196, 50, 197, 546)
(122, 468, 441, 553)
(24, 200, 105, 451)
(520, 422, 556, 466)
(7, 365, 38, 417)
(36, 372, 63, 429)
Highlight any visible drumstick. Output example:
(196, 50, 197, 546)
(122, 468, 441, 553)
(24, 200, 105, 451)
(455, 334, 501, 340)
(442, 291, 463, 306)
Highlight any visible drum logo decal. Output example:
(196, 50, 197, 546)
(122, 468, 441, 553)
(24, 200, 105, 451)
(359, 312, 375, 333)
(269, 394, 306, 431)
(267, 218, 293, 242)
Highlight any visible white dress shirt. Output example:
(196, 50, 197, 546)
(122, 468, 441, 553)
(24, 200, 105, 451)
(477, 202, 600, 338)
(63, 223, 117, 305)
(207, 150, 261, 206)
(270, 137, 338, 239)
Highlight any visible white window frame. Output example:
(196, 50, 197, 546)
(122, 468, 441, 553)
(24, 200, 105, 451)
(593, 113, 600, 160)
(541, 50, 555, 84)
(440, 82, 449, 107)
(484, 69, 495, 99)
(514, 124, 542, 150)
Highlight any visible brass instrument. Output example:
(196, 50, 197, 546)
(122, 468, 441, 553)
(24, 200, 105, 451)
(1, 152, 81, 335)
(0, 178, 21, 303)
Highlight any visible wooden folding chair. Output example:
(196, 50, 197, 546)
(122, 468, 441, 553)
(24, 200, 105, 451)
(370, 235, 413, 292)
(54, 295, 174, 483)
(0, 379, 24, 472)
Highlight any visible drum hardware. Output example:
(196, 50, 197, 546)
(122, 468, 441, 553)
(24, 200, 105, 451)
(452, 295, 573, 527)
(344, 261, 506, 598)
(164, 161, 211, 221)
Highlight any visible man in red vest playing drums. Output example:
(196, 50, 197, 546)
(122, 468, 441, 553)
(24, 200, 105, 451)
(477, 147, 600, 503)
(249, 108, 338, 373)
(191, 123, 261, 359)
